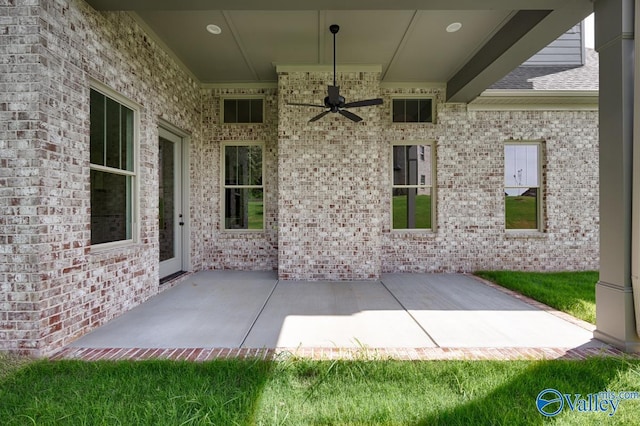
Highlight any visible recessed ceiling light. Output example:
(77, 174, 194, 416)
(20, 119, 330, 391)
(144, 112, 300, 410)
(206, 24, 222, 35)
(446, 22, 462, 33)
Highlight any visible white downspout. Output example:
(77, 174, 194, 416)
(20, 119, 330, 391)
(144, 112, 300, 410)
(632, 0, 640, 338)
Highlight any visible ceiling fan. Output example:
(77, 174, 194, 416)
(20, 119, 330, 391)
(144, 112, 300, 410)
(288, 24, 383, 123)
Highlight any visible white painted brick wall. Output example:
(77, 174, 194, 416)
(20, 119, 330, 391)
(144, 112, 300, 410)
(0, 0, 599, 355)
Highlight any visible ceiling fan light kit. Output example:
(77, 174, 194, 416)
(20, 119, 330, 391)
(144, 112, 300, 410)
(288, 24, 384, 123)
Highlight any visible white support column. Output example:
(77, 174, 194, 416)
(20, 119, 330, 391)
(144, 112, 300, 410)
(593, 0, 640, 352)
(632, 0, 640, 338)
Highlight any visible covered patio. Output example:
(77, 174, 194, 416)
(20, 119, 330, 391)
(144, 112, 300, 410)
(52, 272, 615, 360)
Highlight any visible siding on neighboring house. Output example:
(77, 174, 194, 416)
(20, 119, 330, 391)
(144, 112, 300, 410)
(523, 22, 585, 66)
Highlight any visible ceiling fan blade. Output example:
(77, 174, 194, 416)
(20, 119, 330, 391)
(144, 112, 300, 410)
(343, 98, 384, 108)
(309, 110, 331, 122)
(338, 109, 363, 122)
(288, 102, 326, 108)
(328, 85, 340, 105)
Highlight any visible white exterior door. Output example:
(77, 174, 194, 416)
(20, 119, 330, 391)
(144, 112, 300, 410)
(159, 127, 184, 278)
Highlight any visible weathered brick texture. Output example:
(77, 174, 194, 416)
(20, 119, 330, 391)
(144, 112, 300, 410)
(2, 0, 202, 356)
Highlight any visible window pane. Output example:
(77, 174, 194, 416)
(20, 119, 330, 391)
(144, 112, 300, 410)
(392, 99, 404, 122)
(225, 145, 262, 186)
(237, 100, 251, 123)
(248, 145, 263, 186)
(105, 97, 121, 169)
(225, 188, 263, 230)
(224, 99, 237, 123)
(392, 188, 431, 229)
(90, 169, 132, 244)
(419, 99, 432, 122)
(393, 145, 420, 185)
(90, 90, 105, 165)
(225, 145, 238, 185)
(505, 145, 539, 187)
(405, 99, 419, 122)
(250, 99, 263, 123)
(121, 105, 134, 172)
(505, 191, 538, 229)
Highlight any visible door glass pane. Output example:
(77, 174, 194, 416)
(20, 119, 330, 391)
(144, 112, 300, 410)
(159, 138, 175, 262)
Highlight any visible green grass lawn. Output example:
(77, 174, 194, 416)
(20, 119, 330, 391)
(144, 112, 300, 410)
(1, 356, 639, 425)
(475, 270, 597, 324)
(505, 196, 537, 229)
(393, 194, 431, 229)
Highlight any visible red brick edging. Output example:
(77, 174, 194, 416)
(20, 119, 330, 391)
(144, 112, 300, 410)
(50, 345, 637, 362)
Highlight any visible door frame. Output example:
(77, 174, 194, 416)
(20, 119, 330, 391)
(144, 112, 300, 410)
(158, 121, 191, 279)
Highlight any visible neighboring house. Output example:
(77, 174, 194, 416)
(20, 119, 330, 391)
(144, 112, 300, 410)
(1, 1, 600, 355)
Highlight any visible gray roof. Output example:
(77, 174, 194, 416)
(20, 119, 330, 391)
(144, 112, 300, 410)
(490, 48, 598, 91)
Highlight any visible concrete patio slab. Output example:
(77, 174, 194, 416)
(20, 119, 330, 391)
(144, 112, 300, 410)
(381, 273, 603, 348)
(242, 280, 436, 348)
(67, 271, 607, 355)
(69, 271, 278, 348)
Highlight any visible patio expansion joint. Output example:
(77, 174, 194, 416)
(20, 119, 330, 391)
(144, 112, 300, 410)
(378, 278, 441, 348)
(239, 279, 280, 348)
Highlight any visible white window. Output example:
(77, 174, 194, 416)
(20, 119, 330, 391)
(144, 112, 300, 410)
(504, 142, 543, 230)
(222, 98, 264, 124)
(222, 142, 264, 230)
(392, 98, 435, 123)
(89, 87, 138, 246)
(392, 142, 435, 230)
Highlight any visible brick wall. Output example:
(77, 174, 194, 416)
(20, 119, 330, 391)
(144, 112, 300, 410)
(199, 88, 279, 271)
(1, 0, 202, 356)
(381, 102, 599, 272)
(276, 77, 598, 279)
(278, 71, 385, 280)
(1, 0, 600, 355)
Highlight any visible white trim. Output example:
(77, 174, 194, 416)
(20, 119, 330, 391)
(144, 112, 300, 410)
(469, 89, 599, 111)
(380, 82, 446, 90)
(275, 64, 382, 74)
(203, 82, 278, 90)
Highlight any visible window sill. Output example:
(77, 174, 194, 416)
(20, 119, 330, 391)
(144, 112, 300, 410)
(389, 229, 437, 236)
(90, 239, 136, 253)
(505, 230, 547, 238)
(220, 229, 265, 235)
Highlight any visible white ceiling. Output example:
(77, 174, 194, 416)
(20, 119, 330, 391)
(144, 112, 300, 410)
(84, 0, 594, 102)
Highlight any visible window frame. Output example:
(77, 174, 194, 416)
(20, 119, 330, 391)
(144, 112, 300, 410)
(390, 141, 437, 232)
(221, 141, 265, 232)
(220, 96, 265, 124)
(503, 141, 544, 233)
(89, 82, 140, 250)
(390, 95, 436, 124)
